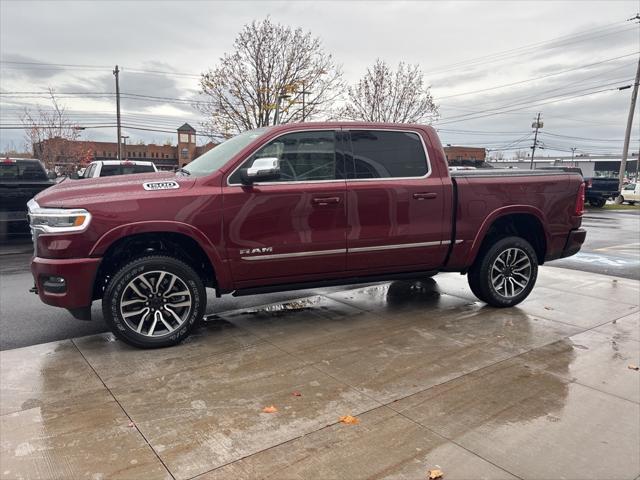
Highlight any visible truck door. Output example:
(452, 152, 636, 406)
(344, 129, 448, 272)
(222, 129, 347, 285)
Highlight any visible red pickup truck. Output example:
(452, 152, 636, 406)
(28, 122, 586, 348)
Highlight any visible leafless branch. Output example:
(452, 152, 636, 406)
(197, 18, 344, 137)
(21, 89, 90, 171)
(340, 59, 439, 124)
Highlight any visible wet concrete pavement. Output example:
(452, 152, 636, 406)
(1, 266, 638, 480)
(2, 208, 638, 350)
(552, 209, 640, 280)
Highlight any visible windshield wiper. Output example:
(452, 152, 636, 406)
(176, 168, 191, 176)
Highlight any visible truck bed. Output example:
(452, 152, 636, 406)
(446, 169, 584, 269)
(450, 169, 574, 178)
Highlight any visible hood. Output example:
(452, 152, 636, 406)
(34, 172, 196, 208)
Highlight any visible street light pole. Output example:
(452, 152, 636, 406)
(121, 135, 129, 160)
(113, 65, 122, 160)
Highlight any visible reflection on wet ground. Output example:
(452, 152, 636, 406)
(1, 267, 639, 480)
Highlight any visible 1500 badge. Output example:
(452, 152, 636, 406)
(143, 181, 180, 191)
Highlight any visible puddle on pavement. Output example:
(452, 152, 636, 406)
(241, 297, 321, 317)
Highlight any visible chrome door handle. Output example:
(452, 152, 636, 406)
(312, 197, 341, 206)
(413, 192, 438, 200)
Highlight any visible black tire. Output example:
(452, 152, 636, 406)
(102, 255, 206, 348)
(591, 198, 606, 208)
(467, 236, 538, 307)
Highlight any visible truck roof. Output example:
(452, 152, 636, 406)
(92, 160, 155, 166)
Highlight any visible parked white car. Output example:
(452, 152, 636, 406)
(619, 182, 639, 205)
(82, 160, 157, 178)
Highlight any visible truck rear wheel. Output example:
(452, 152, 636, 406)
(102, 255, 206, 348)
(467, 236, 538, 308)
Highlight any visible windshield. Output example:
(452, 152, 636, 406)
(183, 127, 270, 177)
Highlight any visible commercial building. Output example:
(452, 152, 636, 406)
(487, 154, 639, 178)
(33, 123, 217, 171)
(443, 146, 487, 167)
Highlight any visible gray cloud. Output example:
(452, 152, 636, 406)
(1, 0, 638, 156)
(0, 53, 64, 81)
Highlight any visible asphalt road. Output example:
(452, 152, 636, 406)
(1, 208, 638, 350)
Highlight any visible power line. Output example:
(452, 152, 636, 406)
(0, 60, 201, 78)
(435, 79, 633, 125)
(541, 131, 640, 142)
(426, 22, 635, 76)
(1, 18, 635, 83)
(436, 52, 638, 100)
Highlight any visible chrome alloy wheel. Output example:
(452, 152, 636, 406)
(490, 247, 532, 298)
(119, 270, 192, 337)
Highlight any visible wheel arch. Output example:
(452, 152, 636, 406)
(466, 207, 549, 267)
(91, 223, 229, 299)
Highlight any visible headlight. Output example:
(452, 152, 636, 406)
(27, 199, 92, 233)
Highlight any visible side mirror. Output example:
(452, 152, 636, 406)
(240, 157, 280, 185)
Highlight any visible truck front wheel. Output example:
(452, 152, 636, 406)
(467, 236, 538, 307)
(102, 255, 206, 348)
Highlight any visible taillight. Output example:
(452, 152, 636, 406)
(575, 182, 585, 215)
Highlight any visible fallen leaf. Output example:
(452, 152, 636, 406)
(427, 468, 444, 479)
(628, 364, 640, 371)
(262, 405, 278, 413)
(339, 415, 359, 425)
(292, 391, 302, 397)
(128, 421, 135, 428)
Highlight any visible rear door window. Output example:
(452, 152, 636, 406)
(348, 130, 428, 179)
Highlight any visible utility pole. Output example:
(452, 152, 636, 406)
(298, 81, 312, 122)
(274, 89, 291, 125)
(113, 65, 122, 160)
(529, 112, 543, 170)
(570, 147, 577, 167)
(618, 51, 640, 193)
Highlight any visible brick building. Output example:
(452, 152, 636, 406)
(33, 123, 217, 171)
(443, 146, 487, 167)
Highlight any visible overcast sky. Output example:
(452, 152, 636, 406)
(1, 0, 638, 158)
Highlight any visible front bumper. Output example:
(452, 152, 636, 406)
(559, 228, 587, 259)
(31, 256, 101, 311)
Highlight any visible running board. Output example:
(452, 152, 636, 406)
(231, 270, 439, 297)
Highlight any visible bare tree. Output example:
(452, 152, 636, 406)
(198, 18, 344, 137)
(489, 150, 505, 161)
(341, 59, 438, 124)
(21, 89, 89, 171)
(514, 149, 528, 161)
